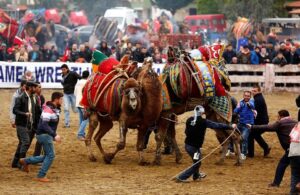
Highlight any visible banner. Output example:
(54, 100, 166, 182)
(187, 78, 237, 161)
(0, 62, 165, 88)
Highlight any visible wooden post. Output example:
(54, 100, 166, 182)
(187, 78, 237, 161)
(264, 64, 275, 92)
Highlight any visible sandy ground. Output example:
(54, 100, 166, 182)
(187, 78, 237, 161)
(0, 89, 298, 195)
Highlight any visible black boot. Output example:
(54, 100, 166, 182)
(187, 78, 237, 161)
(11, 157, 20, 168)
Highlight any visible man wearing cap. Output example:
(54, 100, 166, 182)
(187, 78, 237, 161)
(60, 64, 80, 128)
(175, 105, 236, 183)
(12, 81, 40, 169)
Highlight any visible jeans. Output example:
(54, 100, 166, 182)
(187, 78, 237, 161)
(177, 144, 201, 180)
(273, 151, 290, 186)
(248, 130, 269, 157)
(63, 93, 77, 126)
(290, 156, 300, 194)
(77, 107, 88, 137)
(238, 124, 250, 155)
(24, 134, 55, 178)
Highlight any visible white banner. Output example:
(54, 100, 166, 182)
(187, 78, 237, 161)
(0, 61, 165, 88)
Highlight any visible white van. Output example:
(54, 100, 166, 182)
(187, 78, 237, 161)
(104, 7, 137, 32)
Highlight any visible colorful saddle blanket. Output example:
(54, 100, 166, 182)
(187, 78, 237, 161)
(208, 93, 232, 122)
(194, 60, 215, 98)
(81, 72, 125, 117)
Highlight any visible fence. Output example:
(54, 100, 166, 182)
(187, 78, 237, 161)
(0, 62, 299, 92)
(227, 64, 300, 92)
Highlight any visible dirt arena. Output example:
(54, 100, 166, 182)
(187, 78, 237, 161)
(0, 89, 298, 194)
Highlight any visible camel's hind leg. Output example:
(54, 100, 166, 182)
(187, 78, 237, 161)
(84, 112, 99, 162)
(215, 131, 229, 165)
(233, 133, 242, 166)
(167, 120, 182, 164)
(93, 116, 114, 164)
(153, 117, 169, 165)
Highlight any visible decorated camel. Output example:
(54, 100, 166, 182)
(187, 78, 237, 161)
(82, 54, 163, 165)
(151, 46, 242, 166)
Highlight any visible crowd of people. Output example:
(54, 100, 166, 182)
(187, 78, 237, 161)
(223, 41, 300, 66)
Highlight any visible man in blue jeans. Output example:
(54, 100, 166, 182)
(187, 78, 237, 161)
(74, 70, 89, 140)
(19, 92, 63, 182)
(234, 90, 256, 160)
(60, 64, 80, 128)
(175, 105, 236, 183)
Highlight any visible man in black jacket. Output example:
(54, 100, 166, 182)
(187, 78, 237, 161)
(12, 81, 39, 168)
(248, 85, 271, 158)
(60, 64, 80, 128)
(175, 105, 236, 182)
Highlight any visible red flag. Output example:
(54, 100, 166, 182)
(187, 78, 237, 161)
(0, 11, 19, 44)
(207, 45, 222, 60)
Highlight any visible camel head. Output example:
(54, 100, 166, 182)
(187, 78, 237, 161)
(122, 78, 142, 112)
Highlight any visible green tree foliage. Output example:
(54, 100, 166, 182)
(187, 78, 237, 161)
(197, 0, 220, 14)
(152, 0, 194, 14)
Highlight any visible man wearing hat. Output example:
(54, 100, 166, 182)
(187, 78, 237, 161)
(12, 81, 40, 169)
(175, 105, 236, 182)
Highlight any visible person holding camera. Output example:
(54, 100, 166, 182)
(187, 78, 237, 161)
(175, 105, 236, 183)
(234, 90, 256, 160)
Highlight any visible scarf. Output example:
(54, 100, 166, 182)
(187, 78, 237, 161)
(191, 105, 205, 126)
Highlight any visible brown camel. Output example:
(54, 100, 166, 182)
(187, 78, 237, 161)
(152, 49, 242, 166)
(84, 58, 162, 165)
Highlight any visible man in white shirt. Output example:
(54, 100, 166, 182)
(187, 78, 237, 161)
(74, 70, 90, 140)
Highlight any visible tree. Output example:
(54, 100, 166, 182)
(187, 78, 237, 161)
(197, 0, 220, 14)
(152, 0, 194, 14)
(196, 0, 293, 23)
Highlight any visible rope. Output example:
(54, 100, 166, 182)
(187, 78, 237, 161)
(170, 127, 239, 181)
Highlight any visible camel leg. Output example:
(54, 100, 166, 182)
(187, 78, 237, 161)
(233, 134, 242, 166)
(215, 131, 228, 165)
(137, 126, 150, 166)
(84, 112, 98, 162)
(153, 118, 169, 165)
(93, 116, 114, 164)
(168, 121, 182, 164)
(104, 120, 128, 164)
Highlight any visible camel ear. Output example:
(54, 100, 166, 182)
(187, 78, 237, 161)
(120, 55, 129, 65)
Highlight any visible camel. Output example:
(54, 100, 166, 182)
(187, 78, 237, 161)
(83, 58, 162, 165)
(152, 48, 242, 166)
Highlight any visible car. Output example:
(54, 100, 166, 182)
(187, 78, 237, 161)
(72, 25, 94, 44)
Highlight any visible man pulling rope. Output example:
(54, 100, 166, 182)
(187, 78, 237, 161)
(174, 105, 237, 183)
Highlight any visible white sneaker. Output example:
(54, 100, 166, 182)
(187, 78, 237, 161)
(240, 153, 247, 160)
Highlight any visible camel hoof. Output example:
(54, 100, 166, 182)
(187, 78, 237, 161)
(176, 154, 183, 164)
(215, 160, 225, 166)
(234, 162, 242, 166)
(152, 159, 161, 166)
(138, 161, 150, 166)
(89, 155, 97, 162)
(117, 142, 125, 150)
(103, 153, 114, 164)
